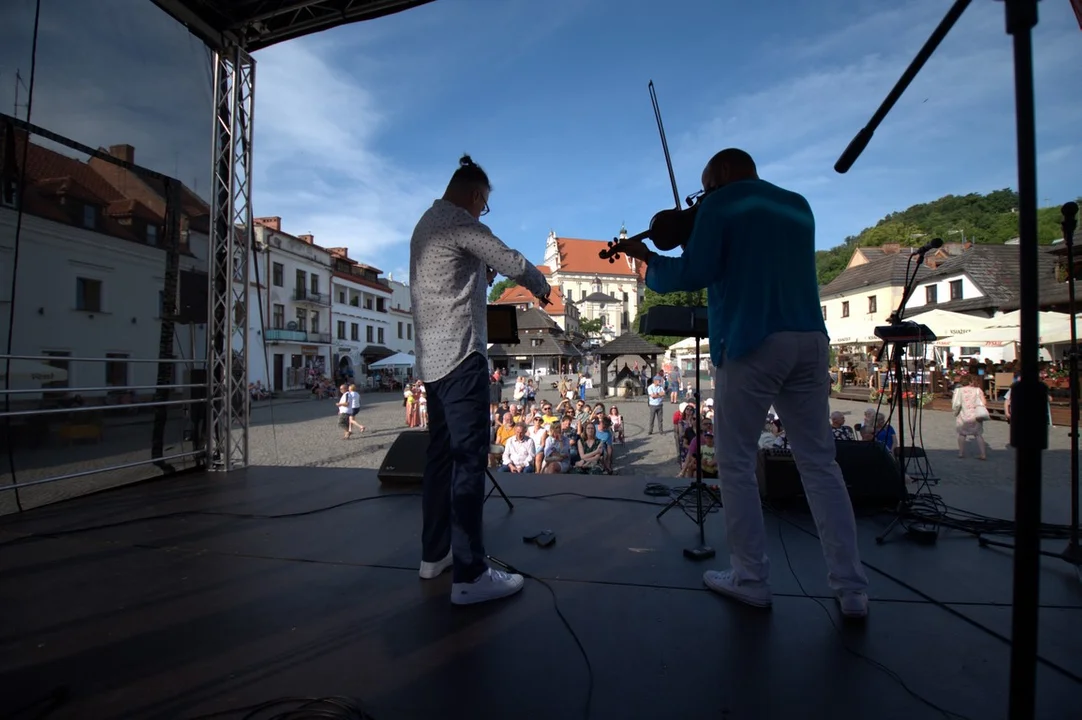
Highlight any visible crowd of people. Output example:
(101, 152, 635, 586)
(487, 378, 623, 475)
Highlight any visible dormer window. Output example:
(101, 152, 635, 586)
(82, 204, 98, 229)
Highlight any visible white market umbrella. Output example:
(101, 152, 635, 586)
(368, 352, 416, 368)
(0, 360, 68, 384)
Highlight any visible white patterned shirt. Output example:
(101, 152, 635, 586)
(409, 199, 550, 382)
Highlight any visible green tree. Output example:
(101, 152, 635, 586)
(815, 190, 1071, 286)
(579, 317, 603, 337)
(488, 278, 517, 302)
(637, 286, 707, 347)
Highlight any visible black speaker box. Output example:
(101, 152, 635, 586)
(757, 440, 906, 508)
(378, 430, 430, 484)
(177, 269, 209, 324)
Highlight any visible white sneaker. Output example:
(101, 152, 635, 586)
(451, 567, 524, 606)
(703, 569, 773, 608)
(419, 550, 452, 580)
(836, 590, 869, 619)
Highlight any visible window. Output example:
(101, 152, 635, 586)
(821, 305, 827, 320)
(600, 314, 608, 327)
(378, 327, 385, 344)
(623, 292, 629, 303)
(310, 312, 319, 333)
(272, 263, 284, 286)
(351, 323, 359, 341)
(272, 304, 285, 329)
(867, 295, 877, 314)
(364, 297, 373, 310)
(376, 297, 386, 312)
(146, 224, 158, 245)
(841, 301, 849, 318)
(310, 274, 319, 294)
(366, 325, 373, 342)
(295, 308, 307, 332)
(295, 269, 306, 296)
(407, 324, 412, 340)
(949, 280, 963, 300)
(337, 320, 346, 339)
(82, 204, 98, 229)
(105, 353, 129, 387)
(41, 351, 70, 389)
(925, 285, 938, 304)
(76, 277, 102, 312)
(567, 288, 574, 301)
(338, 290, 345, 303)
(398, 321, 403, 339)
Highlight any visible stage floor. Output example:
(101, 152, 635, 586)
(0, 467, 1080, 720)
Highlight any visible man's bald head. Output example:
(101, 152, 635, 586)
(702, 148, 758, 192)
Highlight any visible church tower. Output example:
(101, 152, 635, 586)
(543, 230, 560, 272)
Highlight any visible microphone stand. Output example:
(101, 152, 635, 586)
(833, 1, 1045, 717)
(873, 244, 938, 545)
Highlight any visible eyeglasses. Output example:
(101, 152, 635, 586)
(480, 200, 489, 216)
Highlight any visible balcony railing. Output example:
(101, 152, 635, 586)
(264, 329, 332, 344)
(293, 288, 330, 305)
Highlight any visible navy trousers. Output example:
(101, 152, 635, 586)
(421, 352, 490, 583)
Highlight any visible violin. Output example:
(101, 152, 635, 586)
(599, 81, 701, 263)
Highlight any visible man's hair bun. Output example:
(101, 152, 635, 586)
(459, 154, 475, 167)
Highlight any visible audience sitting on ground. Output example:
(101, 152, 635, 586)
(573, 422, 609, 474)
(679, 419, 718, 479)
(830, 411, 856, 440)
(608, 405, 624, 443)
(542, 423, 572, 474)
(499, 422, 537, 473)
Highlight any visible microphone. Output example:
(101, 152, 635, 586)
(916, 237, 943, 255)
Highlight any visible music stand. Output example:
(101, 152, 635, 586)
(483, 305, 519, 511)
(643, 306, 722, 560)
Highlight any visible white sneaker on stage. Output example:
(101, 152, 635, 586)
(703, 569, 773, 608)
(419, 551, 452, 580)
(451, 567, 524, 605)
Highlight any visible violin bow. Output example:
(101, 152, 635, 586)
(649, 80, 682, 210)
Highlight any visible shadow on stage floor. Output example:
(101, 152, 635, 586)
(0, 467, 1080, 719)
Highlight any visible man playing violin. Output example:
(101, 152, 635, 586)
(410, 154, 551, 606)
(619, 148, 869, 619)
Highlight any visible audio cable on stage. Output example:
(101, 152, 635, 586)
(2, 488, 1079, 720)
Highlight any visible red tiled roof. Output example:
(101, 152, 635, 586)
(537, 265, 551, 275)
(494, 284, 567, 315)
(553, 237, 646, 279)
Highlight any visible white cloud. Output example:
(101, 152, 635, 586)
(675, 0, 1082, 244)
(251, 38, 440, 262)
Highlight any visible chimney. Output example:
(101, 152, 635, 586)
(108, 144, 135, 164)
(327, 247, 348, 258)
(254, 216, 281, 231)
(881, 243, 901, 254)
(298, 234, 314, 244)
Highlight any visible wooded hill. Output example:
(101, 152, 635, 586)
(815, 189, 1077, 286)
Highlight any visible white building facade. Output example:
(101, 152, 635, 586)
(542, 230, 645, 341)
(385, 278, 416, 356)
(326, 251, 398, 385)
(251, 218, 332, 391)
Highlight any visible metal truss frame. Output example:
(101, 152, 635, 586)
(207, 45, 255, 471)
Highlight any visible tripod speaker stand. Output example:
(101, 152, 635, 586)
(641, 306, 722, 560)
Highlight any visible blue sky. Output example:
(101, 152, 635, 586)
(251, 0, 1081, 281)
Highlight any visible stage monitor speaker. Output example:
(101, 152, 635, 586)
(378, 430, 430, 485)
(757, 440, 906, 508)
(177, 269, 209, 324)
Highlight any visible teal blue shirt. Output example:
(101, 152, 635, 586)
(644, 178, 827, 366)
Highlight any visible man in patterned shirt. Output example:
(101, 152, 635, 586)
(410, 155, 551, 606)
